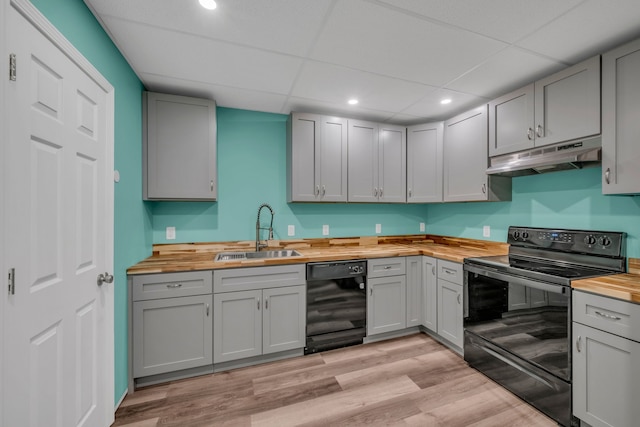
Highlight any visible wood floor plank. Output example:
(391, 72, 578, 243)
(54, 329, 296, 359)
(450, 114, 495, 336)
(468, 402, 556, 427)
(250, 375, 420, 427)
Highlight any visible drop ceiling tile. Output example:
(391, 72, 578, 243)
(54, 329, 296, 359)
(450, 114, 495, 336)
(291, 61, 439, 112)
(517, 0, 640, 63)
(446, 47, 565, 98)
(377, 0, 583, 43)
(141, 73, 289, 114)
(402, 89, 488, 120)
(85, 0, 331, 56)
(102, 17, 302, 95)
(284, 97, 396, 122)
(310, 0, 507, 87)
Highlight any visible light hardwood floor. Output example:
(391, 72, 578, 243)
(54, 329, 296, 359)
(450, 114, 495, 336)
(114, 333, 556, 426)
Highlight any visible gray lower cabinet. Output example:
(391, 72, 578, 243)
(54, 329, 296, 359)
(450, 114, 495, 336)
(421, 256, 438, 333)
(406, 122, 443, 203)
(367, 258, 407, 335)
(602, 37, 640, 194)
(143, 91, 217, 201)
(443, 105, 511, 202)
(213, 264, 306, 364)
(507, 283, 547, 311)
(406, 256, 422, 327)
(572, 291, 640, 427)
(131, 271, 214, 380)
(436, 260, 463, 349)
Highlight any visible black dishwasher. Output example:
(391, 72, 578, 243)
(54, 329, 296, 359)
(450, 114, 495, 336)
(305, 260, 367, 354)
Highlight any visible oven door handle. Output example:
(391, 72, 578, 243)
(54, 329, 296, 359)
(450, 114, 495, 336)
(465, 264, 567, 295)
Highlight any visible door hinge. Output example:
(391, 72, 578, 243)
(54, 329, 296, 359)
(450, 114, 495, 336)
(9, 53, 16, 81)
(8, 268, 15, 295)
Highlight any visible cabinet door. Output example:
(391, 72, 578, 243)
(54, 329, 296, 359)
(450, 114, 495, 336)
(287, 113, 320, 202)
(437, 279, 463, 349)
(507, 283, 529, 311)
(443, 106, 490, 202)
(213, 290, 262, 363)
(407, 122, 443, 203)
(573, 322, 640, 427)
(422, 257, 437, 332)
(348, 120, 379, 202)
(378, 125, 406, 203)
(262, 285, 306, 354)
(367, 276, 407, 335)
(144, 92, 217, 200)
(488, 84, 535, 156)
(405, 256, 422, 328)
(318, 116, 348, 202)
(534, 55, 600, 148)
(133, 295, 213, 378)
(602, 38, 640, 194)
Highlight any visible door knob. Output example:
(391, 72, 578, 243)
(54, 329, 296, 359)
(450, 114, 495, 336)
(97, 272, 114, 286)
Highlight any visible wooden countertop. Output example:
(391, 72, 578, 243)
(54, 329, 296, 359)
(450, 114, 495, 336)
(127, 234, 509, 275)
(572, 258, 640, 304)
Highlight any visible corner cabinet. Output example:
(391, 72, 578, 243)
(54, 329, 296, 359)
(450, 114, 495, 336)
(488, 55, 600, 157)
(348, 120, 406, 203)
(443, 105, 511, 202)
(407, 122, 443, 203)
(367, 258, 407, 335)
(572, 291, 640, 427)
(143, 92, 217, 200)
(130, 271, 213, 382)
(602, 38, 640, 194)
(213, 264, 306, 364)
(287, 113, 348, 202)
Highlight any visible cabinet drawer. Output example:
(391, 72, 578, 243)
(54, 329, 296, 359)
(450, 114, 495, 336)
(132, 271, 212, 301)
(573, 291, 640, 342)
(214, 264, 306, 293)
(437, 259, 463, 285)
(368, 257, 406, 278)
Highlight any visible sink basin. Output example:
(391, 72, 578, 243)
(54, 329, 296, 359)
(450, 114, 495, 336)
(214, 250, 301, 262)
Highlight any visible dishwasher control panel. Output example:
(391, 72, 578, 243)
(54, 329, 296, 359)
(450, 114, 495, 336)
(306, 260, 367, 280)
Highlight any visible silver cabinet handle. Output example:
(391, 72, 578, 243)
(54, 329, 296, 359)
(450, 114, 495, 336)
(257, 299, 260, 310)
(206, 303, 210, 316)
(536, 124, 543, 138)
(166, 283, 182, 289)
(210, 180, 214, 192)
(527, 128, 534, 140)
(576, 335, 582, 353)
(97, 272, 113, 286)
(457, 294, 461, 304)
(384, 266, 392, 270)
(408, 189, 412, 198)
(370, 288, 373, 297)
(322, 185, 326, 196)
(595, 310, 621, 321)
(444, 268, 455, 275)
(432, 266, 435, 275)
(374, 187, 378, 197)
(604, 168, 611, 185)
(481, 183, 487, 194)
(379, 187, 383, 197)
(265, 298, 269, 310)
(315, 185, 320, 196)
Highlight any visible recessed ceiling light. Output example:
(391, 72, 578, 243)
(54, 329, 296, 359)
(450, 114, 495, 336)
(440, 98, 452, 105)
(348, 99, 359, 105)
(199, 0, 217, 10)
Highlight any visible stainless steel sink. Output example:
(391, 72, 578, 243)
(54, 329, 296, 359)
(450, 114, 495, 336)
(214, 250, 301, 262)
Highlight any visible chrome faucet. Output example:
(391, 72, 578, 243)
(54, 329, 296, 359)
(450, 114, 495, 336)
(255, 203, 274, 251)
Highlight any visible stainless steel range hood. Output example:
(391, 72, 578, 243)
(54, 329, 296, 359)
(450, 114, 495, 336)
(486, 137, 601, 177)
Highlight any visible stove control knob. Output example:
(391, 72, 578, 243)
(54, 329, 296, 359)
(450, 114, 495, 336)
(584, 235, 597, 245)
(513, 230, 521, 239)
(599, 236, 611, 247)
(521, 231, 529, 239)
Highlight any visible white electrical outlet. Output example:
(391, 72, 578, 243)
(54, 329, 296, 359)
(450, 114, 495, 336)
(166, 226, 176, 240)
(483, 225, 490, 237)
(288, 225, 295, 236)
(375, 224, 382, 234)
(420, 222, 425, 232)
(322, 225, 329, 236)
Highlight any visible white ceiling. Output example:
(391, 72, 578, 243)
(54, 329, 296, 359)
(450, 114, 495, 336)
(84, 0, 640, 125)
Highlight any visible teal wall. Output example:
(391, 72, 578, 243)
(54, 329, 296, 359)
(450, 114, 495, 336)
(151, 108, 429, 243)
(427, 167, 640, 258)
(31, 0, 151, 405)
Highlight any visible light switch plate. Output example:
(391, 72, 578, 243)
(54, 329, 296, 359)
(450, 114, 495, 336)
(420, 222, 425, 232)
(375, 224, 382, 234)
(288, 225, 295, 236)
(322, 225, 329, 236)
(166, 226, 176, 240)
(483, 225, 490, 237)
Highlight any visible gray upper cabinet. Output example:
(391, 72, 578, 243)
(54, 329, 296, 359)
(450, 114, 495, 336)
(287, 113, 348, 202)
(143, 92, 217, 201)
(407, 122, 443, 203)
(348, 120, 407, 203)
(602, 38, 640, 194)
(489, 55, 600, 157)
(444, 105, 511, 202)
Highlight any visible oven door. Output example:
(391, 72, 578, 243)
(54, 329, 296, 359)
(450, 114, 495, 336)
(464, 263, 571, 381)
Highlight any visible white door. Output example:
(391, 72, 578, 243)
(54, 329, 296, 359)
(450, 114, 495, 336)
(3, 3, 114, 426)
